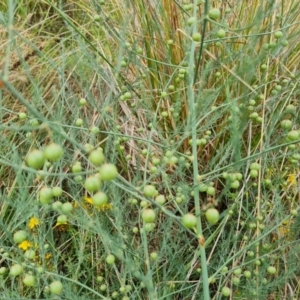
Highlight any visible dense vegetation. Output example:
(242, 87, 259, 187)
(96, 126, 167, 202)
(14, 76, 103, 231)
(0, 0, 299, 299)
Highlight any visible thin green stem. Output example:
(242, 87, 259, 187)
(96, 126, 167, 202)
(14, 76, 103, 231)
(187, 1, 210, 300)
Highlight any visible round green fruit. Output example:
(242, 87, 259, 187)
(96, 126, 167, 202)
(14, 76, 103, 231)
(267, 266, 276, 275)
(244, 270, 251, 278)
(250, 169, 258, 178)
(285, 104, 296, 112)
(93, 15, 100, 22)
(24, 249, 35, 260)
(49, 280, 63, 295)
(260, 64, 267, 70)
(61, 202, 73, 214)
(23, 274, 35, 286)
(143, 185, 157, 197)
(75, 118, 83, 126)
(192, 32, 201, 42)
(52, 201, 62, 211)
(155, 194, 166, 205)
(13, 230, 27, 244)
(57, 215, 68, 224)
(10, 264, 23, 276)
(274, 31, 283, 39)
(19, 112, 27, 119)
(26, 150, 45, 169)
(291, 209, 298, 216)
(84, 176, 101, 192)
(99, 163, 118, 181)
(233, 268, 242, 275)
(232, 276, 240, 285)
(142, 209, 156, 223)
(90, 126, 99, 134)
(221, 286, 231, 297)
(287, 130, 299, 141)
(89, 149, 105, 166)
(52, 186, 63, 197)
(205, 208, 219, 225)
(187, 17, 196, 26)
(144, 223, 155, 232)
(281, 120, 292, 130)
(206, 186, 215, 195)
(150, 252, 158, 260)
(217, 29, 226, 38)
(250, 162, 261, 170)
(44, 143, 64, 162)
(92, 192, 108, 206)
(230, 180, 240, 189)
(29, 118, 39, 126)
(106, 254, 115, 264)
(182, 213, 197, 229)
(72, 162, 82, 173)
(39, 187, 53, 204)
(198, 184, 208, 192)
(79, 98, 87, 106)
(208, 8, 221, 19)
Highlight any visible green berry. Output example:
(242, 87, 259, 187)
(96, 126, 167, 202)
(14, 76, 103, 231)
(44, 143, 64, 162)
(84, 176, 101, 192)
(13, 230, 27, 244)
(92, 192, 108, 206)
(49, 280, 63, 295)
(99, 163, 118, 181)
(206, 186, 215, 195)
(208, 8, 221, 19)
(61, 202, 73, 214)
(143, 185, 157, 197)
(26, 150, 45, 169)
(52, 186, 63, 197)
(57, 215, 67, 224)
(192, 32, 201, 42)
(274, 31, 283, 39)
(89, 149, 105, 166)
(106, 254, 115, 264)
(9, 264, 23, 276)
(39, 187, 53, 204)
(217, 29, 226, 38)
(267, 266, 276, 275)
(182, 213, 197, 229)
(281, 120, 293, 130)
(287, 130, 299, 141)
(23, 274, 35, 286)
(19, 112, 27, 119)
(142, 209, 156, 223)
(221, 286, 231, 297)
(205, 208, 219, 225)
(79, 98, 87, 106)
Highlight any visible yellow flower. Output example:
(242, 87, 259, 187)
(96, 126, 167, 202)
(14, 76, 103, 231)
(28, 217, 39, 229)
(73, 201, 79, 209)
(287, 174, 297, 186)
(100, 203, 113, 211)
(18, 240, 32, 250)
(273, 220, 293, 242)
(45, 253, 52, 260)
(84, 197, 93, 204)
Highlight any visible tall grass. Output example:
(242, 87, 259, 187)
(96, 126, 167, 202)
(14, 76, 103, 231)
(0, 0, 300, 299)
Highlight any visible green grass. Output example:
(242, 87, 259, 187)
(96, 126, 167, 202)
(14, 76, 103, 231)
(0, 0, 300, 299)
